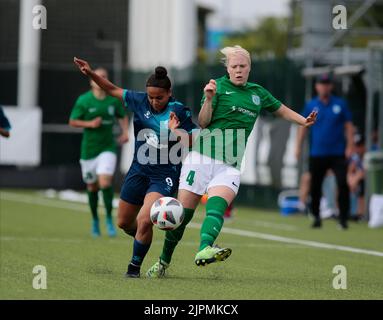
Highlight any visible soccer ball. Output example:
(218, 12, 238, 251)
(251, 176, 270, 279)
(150, 197, 184, 231)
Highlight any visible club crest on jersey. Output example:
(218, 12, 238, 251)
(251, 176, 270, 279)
(108, 106, 115, 116)
(144, 111, 151, 119)
(252, 95, 260, 105)
(332, 105, 341, 114)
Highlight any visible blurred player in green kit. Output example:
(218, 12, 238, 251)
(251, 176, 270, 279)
(69, 68, 129, 237)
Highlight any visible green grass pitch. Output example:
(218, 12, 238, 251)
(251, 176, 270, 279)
(1, 190, 382, 300)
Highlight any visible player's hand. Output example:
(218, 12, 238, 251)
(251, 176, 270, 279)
(74, 57, 92, 75)
(304, 110, 317, 127)
(90, 117, 102, 128)
(118, 132, 129, 145)
(168, 112, 180, 131)
(204, 79, 217, 100)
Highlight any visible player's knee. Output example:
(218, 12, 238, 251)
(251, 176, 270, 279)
(117, 217, 133, 230)
(136, 214, 152, 232)
(117, 218, 136, 237)
(87, 184, 98, 193)
(117, 218, 126, 230)
(99, 180, 112, 189)
(118, 223, 137, 237)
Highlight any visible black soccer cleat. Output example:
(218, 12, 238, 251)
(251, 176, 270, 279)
(311, 218, 322, 229)
(125, 263, 141, 278)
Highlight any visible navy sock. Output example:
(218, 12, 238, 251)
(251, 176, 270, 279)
(131, 239, 151, 267)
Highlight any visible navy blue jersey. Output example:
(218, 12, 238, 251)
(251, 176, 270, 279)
(302, 95, 352, 157)
(123, 89, 197, 166)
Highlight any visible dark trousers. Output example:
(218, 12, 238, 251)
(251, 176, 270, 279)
(309, 156, 350, 223)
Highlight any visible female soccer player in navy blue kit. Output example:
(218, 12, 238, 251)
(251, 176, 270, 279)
(74, 57, 196, 277)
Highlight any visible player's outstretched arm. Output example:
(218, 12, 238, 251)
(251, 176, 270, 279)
(275, 104, 316, 160)
(118, 116, 130, 145)
(73, 57, 123, 100)
(274, 104, 317, 127)
(198, 79, 216, 128)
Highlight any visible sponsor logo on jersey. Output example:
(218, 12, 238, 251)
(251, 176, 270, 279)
(332, 104, 341, 114)
(232, 106, 257, 118)
(252, 95, 260, 105)
(144, 111, 151, 119)
(108, 106, 115, 116)
(225, 91, 235, 95)
(89, 108, 97, 113)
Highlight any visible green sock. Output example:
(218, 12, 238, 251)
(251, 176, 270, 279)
(101, 186, 114, 219)
(199, 196, 228, 251)
(87, 190, 99, 221)
(160, 208, 195, 265)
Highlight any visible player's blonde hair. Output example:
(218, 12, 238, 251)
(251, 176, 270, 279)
(220, 45, 251, 66)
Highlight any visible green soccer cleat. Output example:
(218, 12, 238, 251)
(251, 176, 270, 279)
(146, 259, 169, 278)
(194, 245, 232, 267)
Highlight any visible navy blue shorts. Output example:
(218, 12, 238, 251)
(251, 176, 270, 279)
(120, 161, 180, 206)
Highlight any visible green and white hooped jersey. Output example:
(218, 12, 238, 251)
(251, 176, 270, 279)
(193, 75, 282, 169)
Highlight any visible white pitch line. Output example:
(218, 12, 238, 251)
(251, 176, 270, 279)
(2, 191, 383, 258)
(0, 236, 304, 249)
(188, 222, 383, 257)
(1, 191, 102, 214)
(239, 219, 299, 231)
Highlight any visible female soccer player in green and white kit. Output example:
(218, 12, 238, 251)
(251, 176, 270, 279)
(147, 46, 317, 277)
(69, 68, 129, 237)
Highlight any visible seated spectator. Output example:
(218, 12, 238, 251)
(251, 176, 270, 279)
(347, 133, 365, 220)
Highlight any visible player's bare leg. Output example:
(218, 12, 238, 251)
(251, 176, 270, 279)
(117, 199, 141, 237)
(126, 192, 163, 278)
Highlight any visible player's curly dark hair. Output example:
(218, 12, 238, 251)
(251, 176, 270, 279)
(146, 66, 171, 90)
